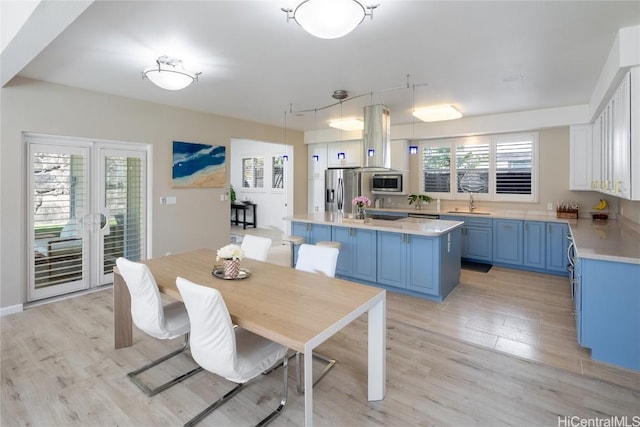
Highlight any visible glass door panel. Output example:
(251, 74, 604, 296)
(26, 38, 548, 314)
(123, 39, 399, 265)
(97, 148, 147, 285)
(27, 137, 149, 302)
(29, 143, 90, 301)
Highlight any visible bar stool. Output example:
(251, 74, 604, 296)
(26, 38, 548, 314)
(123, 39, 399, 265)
(281, 235, 304, 267)
(316, 241, 341, 250)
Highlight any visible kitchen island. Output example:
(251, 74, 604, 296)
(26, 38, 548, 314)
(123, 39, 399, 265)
(287, 213, 463, 302)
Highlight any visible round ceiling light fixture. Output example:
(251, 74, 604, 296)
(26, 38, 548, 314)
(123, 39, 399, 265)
(282, 0, 379, 39)
(142, 55, 201, 91)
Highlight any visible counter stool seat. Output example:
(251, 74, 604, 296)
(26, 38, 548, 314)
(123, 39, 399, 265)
(316, 241, 341, 250)
(282, 235, 304, 268)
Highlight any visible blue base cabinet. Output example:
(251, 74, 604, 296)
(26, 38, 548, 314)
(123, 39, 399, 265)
(376, 231, 406, 288)
(546, 222, 569, 273)
(440, 215, 492, 263)
(524, 221, 545, 269)
(291, 222, 332, 265)
(377, 228, 461, 301)
(332, 226, 376, 282)
(578, 258, 640, 371)
(493, 219, 523, 266)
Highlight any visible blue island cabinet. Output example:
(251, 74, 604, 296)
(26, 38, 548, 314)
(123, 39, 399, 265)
(332, 226, 376, 282)
(377, 228, 462, 301)
(578, 258, 640, 371)
(290, 221, 332, 265)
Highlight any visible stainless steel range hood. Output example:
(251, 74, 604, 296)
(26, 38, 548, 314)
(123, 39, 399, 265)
(362, 104, 392, 170)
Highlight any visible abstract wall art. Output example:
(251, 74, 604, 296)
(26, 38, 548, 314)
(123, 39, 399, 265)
(172, 141, 226, 188)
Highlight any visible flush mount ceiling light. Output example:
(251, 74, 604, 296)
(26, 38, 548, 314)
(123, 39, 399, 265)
(328, 117, 364, 131)
(281, 0, 379, 39)
(412, 105, 463, 123)
(142, 55, 200, 90)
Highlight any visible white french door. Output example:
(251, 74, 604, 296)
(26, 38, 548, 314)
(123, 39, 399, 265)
(27, 135, 148, 302)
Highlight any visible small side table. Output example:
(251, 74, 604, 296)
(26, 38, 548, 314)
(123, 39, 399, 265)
(230, 203, 257, 229)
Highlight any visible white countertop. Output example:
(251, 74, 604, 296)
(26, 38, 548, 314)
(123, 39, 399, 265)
(290, 209, 640, 265)
(287, 213, 463, 237)
(569, 218, 640, 265)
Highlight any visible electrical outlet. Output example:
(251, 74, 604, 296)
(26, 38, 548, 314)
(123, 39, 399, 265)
(166, 196, 176, 204)
(160, 197, 167, 204)
(547, 202, 553, 211)
(220, 194, 225, 201)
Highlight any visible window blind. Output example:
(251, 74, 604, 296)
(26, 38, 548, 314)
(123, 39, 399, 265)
(456, 144, 489, 194)
(495, 140, 532, 195)
(422, 146, 451, 193)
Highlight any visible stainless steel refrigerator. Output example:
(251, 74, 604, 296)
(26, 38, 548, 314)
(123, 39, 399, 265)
(325, 168, 361, 213)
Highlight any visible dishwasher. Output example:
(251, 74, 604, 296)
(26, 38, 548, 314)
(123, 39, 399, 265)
(408, 213, 440, 219)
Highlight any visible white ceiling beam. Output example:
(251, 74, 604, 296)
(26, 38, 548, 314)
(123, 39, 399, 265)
(0, 0, 93, 87)
(305, 104, 590, 143)
(588, 25, 640, 121)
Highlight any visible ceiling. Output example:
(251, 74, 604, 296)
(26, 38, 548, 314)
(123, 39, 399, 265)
(2, 1, 639, 132)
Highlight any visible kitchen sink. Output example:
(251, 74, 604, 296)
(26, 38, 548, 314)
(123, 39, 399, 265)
(446, 211, 491, 215)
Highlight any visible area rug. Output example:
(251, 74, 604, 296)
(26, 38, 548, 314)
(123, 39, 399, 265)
(461, 260, 492, 273)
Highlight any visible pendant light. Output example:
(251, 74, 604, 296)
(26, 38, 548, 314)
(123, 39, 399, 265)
(337, 100, 346, 160)
(282, 111, 289, 161)
(312, 109, 320, 162)
(409, 83, 418, 154)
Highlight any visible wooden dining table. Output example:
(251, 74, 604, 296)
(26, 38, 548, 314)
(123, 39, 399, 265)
(113, 248, 386, 426)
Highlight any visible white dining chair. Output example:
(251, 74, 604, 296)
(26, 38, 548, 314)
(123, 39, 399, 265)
(240, 234, 272, 262)
(294, 243, 339, 277)
(115, 257, 202, 396)
(176, 277, 289, 427)
(293, 243, 340, 393)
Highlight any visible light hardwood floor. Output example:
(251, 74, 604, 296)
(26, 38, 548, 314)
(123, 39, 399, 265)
(2, 231, 639, 425)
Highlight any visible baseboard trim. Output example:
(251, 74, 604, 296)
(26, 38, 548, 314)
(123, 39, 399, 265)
(0, 304, 24, 317)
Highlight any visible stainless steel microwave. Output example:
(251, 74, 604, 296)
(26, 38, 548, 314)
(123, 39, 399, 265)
(371, 173, 405, 194)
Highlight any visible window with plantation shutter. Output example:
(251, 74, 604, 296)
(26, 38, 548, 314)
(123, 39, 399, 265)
(242, 157, 264, 188)
(495, 139, 532, 195)
(422, 146, 451, 193)
(272, 156, 284, 189)
(419, 132, 537, 202)
(456, 143, 489, 194)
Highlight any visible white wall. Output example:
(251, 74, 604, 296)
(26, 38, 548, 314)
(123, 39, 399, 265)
(0, 77, 306, 310)
(230, 138, 293, 232)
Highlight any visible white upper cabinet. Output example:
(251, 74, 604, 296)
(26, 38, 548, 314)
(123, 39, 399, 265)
(569, 124, 592, 191)
(327, 141, 363, 168)
(591, 117, 602, 191)
(308, 143, 328, 179)
(591, 68, 639, 200)
(612, 71, 631, 198)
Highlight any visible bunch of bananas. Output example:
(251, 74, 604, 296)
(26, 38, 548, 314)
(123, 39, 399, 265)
(592, 199, 608, 211)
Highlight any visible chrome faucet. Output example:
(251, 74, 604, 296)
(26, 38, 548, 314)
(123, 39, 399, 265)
(469, 192, 475, 212)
